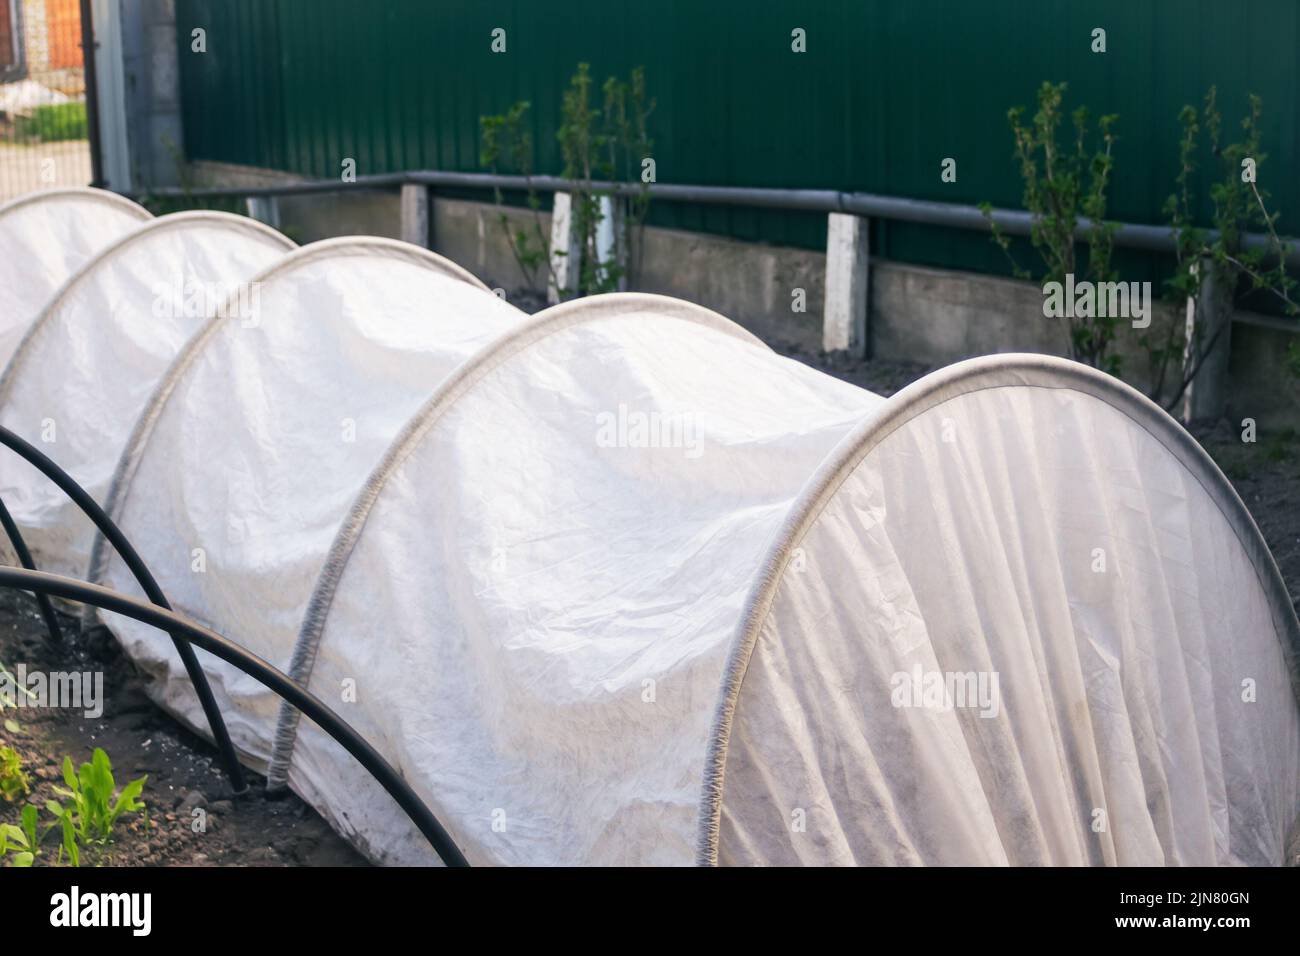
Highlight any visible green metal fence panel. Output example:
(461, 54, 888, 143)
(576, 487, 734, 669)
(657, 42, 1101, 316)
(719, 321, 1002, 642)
(175, 0, 1300, 280)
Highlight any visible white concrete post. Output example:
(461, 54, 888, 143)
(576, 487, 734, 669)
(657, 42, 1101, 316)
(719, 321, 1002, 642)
(400, 183, 432, 248)
(1181, 258, 1231, 422)
(245, 196, 281, 229)
(548, 192, 582, 303)
(594, 195, 627, 291)
(823, 212, 870, 356)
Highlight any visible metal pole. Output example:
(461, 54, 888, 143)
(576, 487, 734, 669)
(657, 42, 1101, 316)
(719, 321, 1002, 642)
(0, 566, 469, 866)
(0, 496, 63, 644)
(78, 0, 105, 188)
(0, 425, 246, 794)
(122, 170, 1300, 268)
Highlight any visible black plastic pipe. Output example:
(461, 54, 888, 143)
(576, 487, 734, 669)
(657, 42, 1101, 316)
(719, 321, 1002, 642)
(0, 566, 469, 867)
(0, 425, 246, 794)
(0, 495, 63, 644)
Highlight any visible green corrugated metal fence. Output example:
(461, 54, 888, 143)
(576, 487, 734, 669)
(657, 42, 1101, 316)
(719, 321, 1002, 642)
(175, 0, 1300, 283)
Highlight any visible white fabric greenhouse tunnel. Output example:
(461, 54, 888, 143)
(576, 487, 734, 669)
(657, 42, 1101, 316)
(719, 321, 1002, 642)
(0, 187, 1296, 866)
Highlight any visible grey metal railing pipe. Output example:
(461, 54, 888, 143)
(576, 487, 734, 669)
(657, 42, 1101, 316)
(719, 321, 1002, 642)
(125, 170, 1300, 267)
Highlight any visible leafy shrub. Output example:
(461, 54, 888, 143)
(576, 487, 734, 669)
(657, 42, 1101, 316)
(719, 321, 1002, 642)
(14, 102, 88, 143)
(481, 63, 655, 298)
(980, 81, 1120, 372)
(1160, 87, 1297, 409)
(984, 82, 1295, 413)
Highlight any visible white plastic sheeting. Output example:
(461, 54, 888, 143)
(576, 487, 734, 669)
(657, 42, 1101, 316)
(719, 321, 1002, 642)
(1, 189, 1296, 867)
(275, 294, 882, 864)
(0, 210, 294, 580)
(277, 314, 1300, 866)
(90, 238, 523, 770)
(705, 358, 1300, 867)
(0, 188, 152, 370)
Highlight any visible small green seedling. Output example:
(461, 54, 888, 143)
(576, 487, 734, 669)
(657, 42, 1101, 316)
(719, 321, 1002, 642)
(50, 748, 147, 848)
(43, 800, 80, 867)
(0, 817, 33, 867)
(20, 804, 38, 855)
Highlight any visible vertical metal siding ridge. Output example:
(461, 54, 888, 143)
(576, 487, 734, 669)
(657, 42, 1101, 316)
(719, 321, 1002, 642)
(171, 1, 1300, 265)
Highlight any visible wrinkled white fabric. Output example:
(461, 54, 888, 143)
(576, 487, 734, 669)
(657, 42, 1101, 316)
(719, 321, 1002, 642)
(0, 188, 151, 369)
(1, 193, 1293, 869)
(95, 239, 523, 768)
(0, 213, 292, 579)
(292, 300, 881, 864)
(718, 385, 1299, 866)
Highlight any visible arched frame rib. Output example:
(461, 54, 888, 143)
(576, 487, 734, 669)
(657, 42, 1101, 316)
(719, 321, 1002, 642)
(0, 186, 152, 224)
(85, 236, 492, 594)
(696, 352, 1300, 865)
(0, 209, 295, 404)
(266, 292, 769, 789)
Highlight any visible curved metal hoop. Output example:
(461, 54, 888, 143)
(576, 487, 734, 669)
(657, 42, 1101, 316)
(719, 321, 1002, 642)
(0, 495, 64, 644)
(269, 292, 766, 789)
(0, 425, 246, 794)
(0, 566, 469, 867)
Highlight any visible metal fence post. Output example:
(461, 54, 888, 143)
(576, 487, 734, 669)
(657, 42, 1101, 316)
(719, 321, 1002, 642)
(823, 212, 870, 356)
(400, 182, 431, 248)
(79, 0, 106, 188)
(1181, 257, 1231, 422)
(246, 196, 281, 229)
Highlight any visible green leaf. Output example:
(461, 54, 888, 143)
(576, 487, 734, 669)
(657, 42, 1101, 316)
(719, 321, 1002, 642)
(0, 822, 28, 848)
(61, 816, 79, 868)
(78, 761, 96, 796)
(21, 803, 38, 849)
(92, 747, 113, 790)
(62, 756, 76, 790)
(3, 718, 20, 734)
(110, 776, 147, 822)
(13, 851, 32, 867)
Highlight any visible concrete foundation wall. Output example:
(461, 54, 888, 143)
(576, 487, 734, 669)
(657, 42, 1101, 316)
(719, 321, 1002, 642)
(1228, 320, 1300, 432)
(431, 198, 541, 294)
(634, 225, 826, 349)
(186, 161, 401, 241)
(186, 161, 1300, 429)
